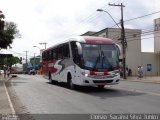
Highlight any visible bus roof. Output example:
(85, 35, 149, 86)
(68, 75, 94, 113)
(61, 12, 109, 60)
(43, 36, 114, 52)
(81, 36, 114, 44)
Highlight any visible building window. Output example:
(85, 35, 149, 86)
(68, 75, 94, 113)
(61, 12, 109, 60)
(155, 24, 160, 31)
(133, 34, 137, 37)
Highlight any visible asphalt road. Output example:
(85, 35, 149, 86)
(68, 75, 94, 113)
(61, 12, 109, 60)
(6, 74, 160, 114)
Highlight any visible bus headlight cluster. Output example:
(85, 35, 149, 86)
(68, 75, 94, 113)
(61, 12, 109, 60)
(85, 73, 89, 77)
(81, 70, 90, 77)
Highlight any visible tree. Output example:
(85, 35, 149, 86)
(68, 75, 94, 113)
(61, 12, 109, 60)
(0, 10, 5, 30)
(4, 56, 21, 67)
(0, 10, 20, 49)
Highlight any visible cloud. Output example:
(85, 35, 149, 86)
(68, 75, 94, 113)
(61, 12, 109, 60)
(0, 0, 159, 57)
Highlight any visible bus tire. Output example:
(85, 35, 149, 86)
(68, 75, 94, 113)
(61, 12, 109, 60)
(67, 73, 75, 89)
(49, 73, 53, 84)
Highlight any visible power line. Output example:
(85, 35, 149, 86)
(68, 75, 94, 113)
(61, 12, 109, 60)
(72, 1, 159, 39)
(115, 30, 160, 45)
(125, 27, 159, 40)
(125, 11, 160, 23)
(108, 24, 157, 41)
(118, 35, 160, 44)
(111, 10, 160, 28)
(78, 0, 127, 29)
(49, 0, 127, 41)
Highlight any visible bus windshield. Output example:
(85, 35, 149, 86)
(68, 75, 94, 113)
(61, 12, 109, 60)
(81, 43, 119, 71)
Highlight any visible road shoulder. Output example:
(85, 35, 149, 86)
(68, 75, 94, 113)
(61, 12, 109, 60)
(0, 75, 15, 114)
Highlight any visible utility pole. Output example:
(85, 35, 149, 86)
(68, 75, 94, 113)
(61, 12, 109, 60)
(109, 3, 127, 79)
(24, 51, 29, 70)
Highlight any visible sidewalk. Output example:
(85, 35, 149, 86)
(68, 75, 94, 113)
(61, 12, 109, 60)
(0, 75, 13, 114)
(122, 76, 160, 84)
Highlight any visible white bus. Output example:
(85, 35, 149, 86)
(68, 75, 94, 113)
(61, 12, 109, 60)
(41, 36, 121, 89)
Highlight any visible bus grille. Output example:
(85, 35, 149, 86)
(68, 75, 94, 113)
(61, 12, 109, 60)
(93, 80, 113, 83)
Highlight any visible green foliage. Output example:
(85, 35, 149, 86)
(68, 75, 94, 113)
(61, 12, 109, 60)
(0, 10, 20, 49)
(0, 10, 5, 30)
(3, 56, 21, 67)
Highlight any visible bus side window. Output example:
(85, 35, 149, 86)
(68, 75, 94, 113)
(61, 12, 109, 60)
(71, 42, 76, 62)
(43, 52, 47, 61)
(47, 51, 50, 61)
(42, 52, 45, 61)
(52, 49, 57, 60)
(71, 42, 81, 65)
(57, 46, 63, 59)
(49, 50, 52, 60)
(63, 43, 70, 58)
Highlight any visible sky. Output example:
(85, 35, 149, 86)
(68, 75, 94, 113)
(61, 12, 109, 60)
(0, 0, 160, 60)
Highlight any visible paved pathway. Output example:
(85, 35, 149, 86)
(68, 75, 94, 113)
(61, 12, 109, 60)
(0, 75, 13, 114)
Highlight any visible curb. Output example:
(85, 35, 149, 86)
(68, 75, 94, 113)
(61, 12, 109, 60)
(4, 80, 16, 114)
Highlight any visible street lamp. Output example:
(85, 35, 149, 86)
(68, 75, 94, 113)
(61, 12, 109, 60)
(39, 42, 47, 49)
(97, 9, 120, 28)
(33, 45, 42, 56)
(33, 45, 43, 57)
(33, 45, 43, 67)
(33, 46, 41, 50)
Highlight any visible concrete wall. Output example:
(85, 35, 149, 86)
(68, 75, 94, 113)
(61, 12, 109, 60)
(141, 52, 160, 76)
(125, 51, 142, 76)
(124, 52, 160, 76)
(126, 52, 160, 76)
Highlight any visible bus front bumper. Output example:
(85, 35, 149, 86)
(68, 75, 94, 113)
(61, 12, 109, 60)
(75, 74, 120, 87)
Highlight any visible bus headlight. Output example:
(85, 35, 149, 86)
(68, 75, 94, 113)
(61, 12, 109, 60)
(85, 73, 89, 77)
(81, 71, 89, 77)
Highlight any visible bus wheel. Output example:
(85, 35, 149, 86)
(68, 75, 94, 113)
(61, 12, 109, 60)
(49, 73, 53, 84)
(98, 85, 105, 89)
(67, 74, 75, 89)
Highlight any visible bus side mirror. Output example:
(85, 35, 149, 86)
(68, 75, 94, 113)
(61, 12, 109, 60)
(73, 49, 81, 66)
(76, 42, 82, 55)
(115, 44, 121, 56)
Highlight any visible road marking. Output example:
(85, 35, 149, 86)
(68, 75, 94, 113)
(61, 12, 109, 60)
(4, 81, 16, 114)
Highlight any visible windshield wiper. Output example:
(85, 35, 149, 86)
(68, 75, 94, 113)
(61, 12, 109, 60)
(101, 51, 114, 70)
(106, 57, 114, 70)
(92, 55, 100, 70)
